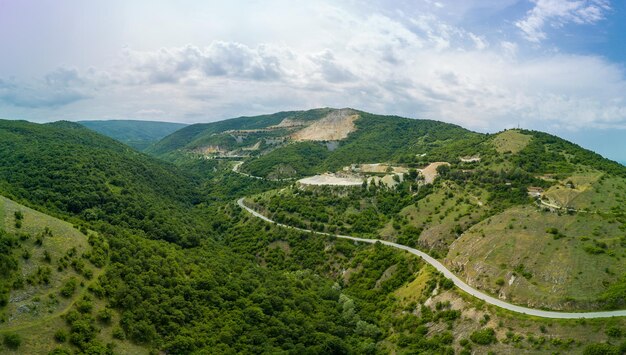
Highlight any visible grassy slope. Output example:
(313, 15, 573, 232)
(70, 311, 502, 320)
(0, 196, 90, 326)
(79, 120, 187, 151)
(441, 131, 626, 310)
(446, 205, 626, 310)
(0, 196, 145, 354)
(492, 130, 533, 154)
(398, 182, 489, 252)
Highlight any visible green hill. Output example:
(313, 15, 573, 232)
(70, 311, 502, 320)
(0, 195, 146, 354)
(79, 120, 187, 151)
(0, 119, 206, 246)
(148, 108, 479, 179)
(146, 108, 333, 157)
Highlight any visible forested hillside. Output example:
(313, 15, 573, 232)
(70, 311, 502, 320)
(0, 120, 206, 246)
(79, 120, 187, 151)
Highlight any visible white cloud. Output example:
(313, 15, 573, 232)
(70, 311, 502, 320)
(1, 1, 625, 133)
(516, 0, 611, 43)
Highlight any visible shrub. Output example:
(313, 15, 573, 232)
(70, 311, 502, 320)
(470, 328, 497, 345)
(97, 308, 113, 324)
(60, 277, 77, 297)
(606, 326, 622, 338)
(440, 278, 454, 290)
(112, 326, 126, 340)
(3, 333, 21, 349)
(54, 329, 68, 343)
(583, 343, 620, 355)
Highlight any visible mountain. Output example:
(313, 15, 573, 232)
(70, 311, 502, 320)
(79, 120, 187, 151)
(1, 112, 626, 354)
(0, 117, 442, 354)
(148, 108, 480, 179)
(157, 107, 626, 310)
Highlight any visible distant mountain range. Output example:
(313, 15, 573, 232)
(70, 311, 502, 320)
(79, 119, 187, 151)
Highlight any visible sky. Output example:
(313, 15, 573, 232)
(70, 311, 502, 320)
(0, 0, 625, 162)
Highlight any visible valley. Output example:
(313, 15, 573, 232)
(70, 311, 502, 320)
(1, 109, 626, 354)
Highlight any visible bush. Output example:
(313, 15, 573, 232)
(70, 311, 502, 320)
(60, 278, 77, 298)
(440, 278, 454, 290)
(470, 328, 497, 345)
(54, 329, 68, 343)
(97, 308, 113, 324)
(3, 333, 21, 349)
(583, 343, 620, 355)
(606, 326, 622, 338)
(112, 326, 126, 340)
(49, 347, 72, 355)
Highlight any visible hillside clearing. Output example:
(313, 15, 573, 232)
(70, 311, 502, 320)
(493, 130, 532, 154)
(292, 109, 359, 141)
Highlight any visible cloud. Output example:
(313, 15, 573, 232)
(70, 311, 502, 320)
(309, 50, 356, 83)
(0, 69, 90, 108)
(119, 42, 285, 85)
(1, 1, 625, 133)
(515, 0, 611, 43)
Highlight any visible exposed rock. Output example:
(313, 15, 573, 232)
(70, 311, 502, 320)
(292, 109, 359, 141)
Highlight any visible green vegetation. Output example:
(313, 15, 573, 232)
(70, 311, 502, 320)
(243, 142, 330, 179)
(79, 120, 187, 151)
(492, 130, 532, 154)
(470, 328, 497, 345)
(0, 119, 208, 247)
(3, 332, 21, 349)
(243, 111, 480, 178)
(1, 110, 626, 353)
(147, 108, 332, 157)
(248, 178, 429, 239)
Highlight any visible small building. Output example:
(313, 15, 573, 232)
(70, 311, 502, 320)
(527, 187, 544, 197)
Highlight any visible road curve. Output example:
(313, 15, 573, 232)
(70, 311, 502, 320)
(232, 161, 295, 181)
(237, 198, 626, 319)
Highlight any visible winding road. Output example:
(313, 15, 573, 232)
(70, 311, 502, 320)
(232, 161, 295, 181)
(237, 198, 626, 319)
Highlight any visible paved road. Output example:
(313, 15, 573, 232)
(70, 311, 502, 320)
(232, 161, 264, 180)
(237, 198, 626, 319)
(232, 161, 295, 181)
